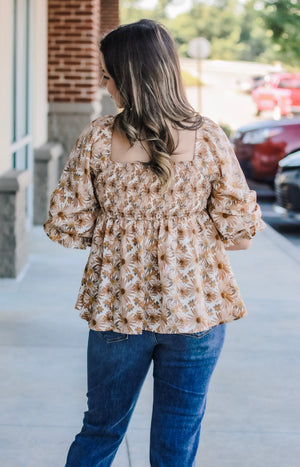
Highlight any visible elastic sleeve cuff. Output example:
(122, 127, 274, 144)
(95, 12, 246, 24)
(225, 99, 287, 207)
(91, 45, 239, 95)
(220, 217, 266, 247)
(43, 222, 92, 249)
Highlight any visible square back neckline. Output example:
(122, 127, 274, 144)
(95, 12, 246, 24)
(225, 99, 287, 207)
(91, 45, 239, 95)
(106, 116, 199, 166)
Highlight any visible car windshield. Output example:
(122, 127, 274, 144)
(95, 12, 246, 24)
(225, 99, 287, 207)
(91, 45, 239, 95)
(278, 79, 300, 89)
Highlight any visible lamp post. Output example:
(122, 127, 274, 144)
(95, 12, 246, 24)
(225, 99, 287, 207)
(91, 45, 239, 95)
(187, 37, 210, 113)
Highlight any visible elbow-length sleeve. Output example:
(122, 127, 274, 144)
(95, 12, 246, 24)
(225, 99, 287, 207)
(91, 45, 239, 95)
(206, 120, 266, 247)
(44, 124, 100, 249)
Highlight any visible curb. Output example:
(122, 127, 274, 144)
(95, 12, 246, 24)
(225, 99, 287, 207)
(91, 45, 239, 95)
(263, 223, 300, 266)
(247, 180, 275, 201)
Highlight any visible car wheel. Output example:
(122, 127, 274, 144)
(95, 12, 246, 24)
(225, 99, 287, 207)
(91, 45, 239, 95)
(273, 105, 282, 120)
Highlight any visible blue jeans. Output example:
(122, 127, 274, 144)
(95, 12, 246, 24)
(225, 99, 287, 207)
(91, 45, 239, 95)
(65, 324, 226, 467)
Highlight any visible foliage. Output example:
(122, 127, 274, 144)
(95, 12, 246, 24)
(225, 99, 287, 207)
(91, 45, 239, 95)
(120, 0, 300, 67)
(181, 70, 203, 87)
(120, 1, 155, 24)
(261, 0, 300, 67)
(219, 122, 233, 138)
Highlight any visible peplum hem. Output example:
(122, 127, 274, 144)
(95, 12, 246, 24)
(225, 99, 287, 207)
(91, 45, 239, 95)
(74, 210, 249, 334)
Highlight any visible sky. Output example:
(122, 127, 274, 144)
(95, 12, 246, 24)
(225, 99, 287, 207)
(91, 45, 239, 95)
(137, 0, 249, 17)
(139, 0, 194, 18)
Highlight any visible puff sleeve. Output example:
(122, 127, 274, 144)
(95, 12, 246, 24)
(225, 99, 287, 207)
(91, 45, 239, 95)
(206, 120, 265, 247)
(44, 123, 100, 249)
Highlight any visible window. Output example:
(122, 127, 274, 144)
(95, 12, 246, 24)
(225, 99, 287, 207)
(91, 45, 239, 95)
(278, 79, 300, 90)
(11, 0, 32, 222)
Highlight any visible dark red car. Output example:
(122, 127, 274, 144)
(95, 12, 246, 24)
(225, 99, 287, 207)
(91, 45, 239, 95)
(232, 117, 300, 182)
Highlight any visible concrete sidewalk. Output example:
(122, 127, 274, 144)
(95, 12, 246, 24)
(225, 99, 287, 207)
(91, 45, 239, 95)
(1, 225, 300, 467)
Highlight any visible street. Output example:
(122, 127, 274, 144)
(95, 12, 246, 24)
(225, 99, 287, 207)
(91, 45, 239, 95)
(182, 58, 280, 129)
(182, 58, 300, 252)
(260, 198, 300, 251)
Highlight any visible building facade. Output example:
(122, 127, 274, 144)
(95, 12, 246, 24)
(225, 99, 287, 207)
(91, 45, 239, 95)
(0, 0, 119, 277)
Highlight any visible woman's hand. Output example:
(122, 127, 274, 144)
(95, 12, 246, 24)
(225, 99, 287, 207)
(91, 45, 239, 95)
(225, 238, 252, 251)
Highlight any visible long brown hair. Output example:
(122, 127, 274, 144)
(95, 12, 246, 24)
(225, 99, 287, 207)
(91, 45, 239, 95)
(100, 19, 203, 191)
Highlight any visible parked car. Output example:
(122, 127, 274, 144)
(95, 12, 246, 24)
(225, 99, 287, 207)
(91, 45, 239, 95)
(232, 117, 300, 182)
(252, 73, 300, 120)
(236, 74, 268, 94)
(274, 151, 300, 219)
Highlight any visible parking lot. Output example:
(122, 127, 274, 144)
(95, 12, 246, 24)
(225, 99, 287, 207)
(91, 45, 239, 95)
(182, 58, 300, 252)
(247, 180, 300, 251)
(260, 199, 300, 251)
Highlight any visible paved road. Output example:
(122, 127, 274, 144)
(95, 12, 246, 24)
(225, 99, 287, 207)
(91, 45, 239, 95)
(182, 59, 280, 130)
(246, 180, 300, 251)
(260, 200, 300, 251)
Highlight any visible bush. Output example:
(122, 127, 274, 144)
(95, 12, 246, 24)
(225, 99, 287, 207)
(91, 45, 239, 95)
(219, 122, 233, 138)
(181, 70, 204, 87)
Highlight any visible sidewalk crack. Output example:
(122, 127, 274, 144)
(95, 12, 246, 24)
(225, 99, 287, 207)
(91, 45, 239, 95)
(125, 435, 133, 467)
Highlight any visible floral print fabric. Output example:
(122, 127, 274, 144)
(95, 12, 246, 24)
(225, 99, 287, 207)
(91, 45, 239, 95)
(44, 115, 265, 334)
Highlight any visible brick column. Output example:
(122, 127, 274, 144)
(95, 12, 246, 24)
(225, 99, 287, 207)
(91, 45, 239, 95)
(100, 0, 120, 35)
(48, 0, 119, 163)
(48, 0, 100, 104)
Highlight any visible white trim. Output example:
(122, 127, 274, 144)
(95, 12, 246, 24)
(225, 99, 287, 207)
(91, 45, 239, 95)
(10, 134, 32, 153)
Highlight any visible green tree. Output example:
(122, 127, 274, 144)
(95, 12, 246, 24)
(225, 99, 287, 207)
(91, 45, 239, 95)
(169, 0, 242, 59)
(120, 0, 299, 66)
(262, 0, 300, 67)
(238, 0, 277, 62)
(120, 0, 179, 24)
(120, 0, 154, 24)
(154, 0, 174, 19)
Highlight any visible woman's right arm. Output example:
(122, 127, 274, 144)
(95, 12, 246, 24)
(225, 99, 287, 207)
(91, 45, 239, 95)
(44, 123, 100, 249)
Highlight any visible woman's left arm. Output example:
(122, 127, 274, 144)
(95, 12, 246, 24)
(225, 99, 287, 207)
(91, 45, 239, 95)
(206, 119, 266, 249)
(225, 238, 252, 251)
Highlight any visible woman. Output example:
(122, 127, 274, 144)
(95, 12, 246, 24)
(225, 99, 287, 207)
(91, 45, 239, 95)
(44, 19, 265, 467)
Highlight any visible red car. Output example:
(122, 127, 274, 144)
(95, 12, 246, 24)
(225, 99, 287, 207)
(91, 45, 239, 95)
(252, 73, 300, 119)
(232, 117, 300, 182)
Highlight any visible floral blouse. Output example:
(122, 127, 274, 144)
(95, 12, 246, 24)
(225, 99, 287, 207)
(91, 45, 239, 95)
(44, 115, 265, 334)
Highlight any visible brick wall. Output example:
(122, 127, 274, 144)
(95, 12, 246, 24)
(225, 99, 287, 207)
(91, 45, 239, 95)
(100, 0, 120, 36)
(48, 0, 102, 103)
(48, 0, 120, 104)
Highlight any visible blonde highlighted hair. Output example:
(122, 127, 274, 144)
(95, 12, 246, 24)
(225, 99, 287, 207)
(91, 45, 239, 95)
(100, 19, 203, 191)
